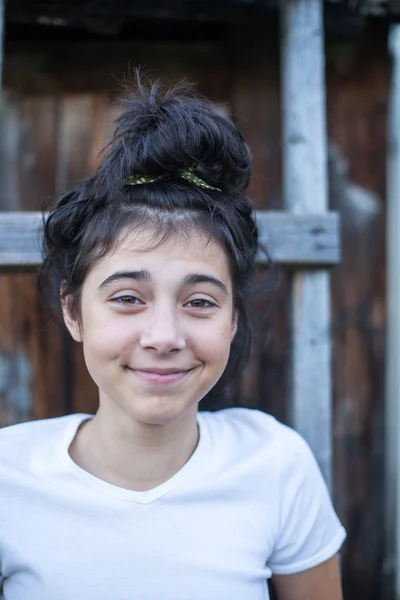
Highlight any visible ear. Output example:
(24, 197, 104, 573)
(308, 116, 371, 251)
(231, 309, 239, 342)
(61, 297, 83, 343)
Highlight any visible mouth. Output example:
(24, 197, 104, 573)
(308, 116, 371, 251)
(126, 366, 196, 385)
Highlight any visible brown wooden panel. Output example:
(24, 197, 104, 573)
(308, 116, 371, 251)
(0, 271, 67, 426)
(229, 22, 281, 209)
(0, 94, 67, 427)
(327, 24, 388, 600)
(0, 93, 58, 210)
(3, 40, 229, 101)
(231, 20, 388, 600)
(229, 20, 289, 428)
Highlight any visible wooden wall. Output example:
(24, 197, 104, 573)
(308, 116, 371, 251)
(0, 20, 389, 599)
(229, 21, 388, 597)
(327, 25, 388, 599)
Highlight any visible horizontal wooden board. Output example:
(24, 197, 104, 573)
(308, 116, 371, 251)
(0, 211, 340, 271)
(256, 211, 340, 266)
(0, 211, 340, 270)
(0, 212, 44, 270)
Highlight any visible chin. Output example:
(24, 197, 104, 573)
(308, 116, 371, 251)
(122, 396, 198, 426)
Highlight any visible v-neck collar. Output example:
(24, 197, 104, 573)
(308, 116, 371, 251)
(60, 413, 209, 504)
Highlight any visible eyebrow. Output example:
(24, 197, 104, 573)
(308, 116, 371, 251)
(182, 273, 229, 296)
(98, 270, 151, 290)
(98, 269, 229, 296)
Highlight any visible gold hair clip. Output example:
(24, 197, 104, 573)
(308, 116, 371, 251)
(123, 168, 221, 192)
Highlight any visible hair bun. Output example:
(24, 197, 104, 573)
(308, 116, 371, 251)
(97, 74, 251, 193)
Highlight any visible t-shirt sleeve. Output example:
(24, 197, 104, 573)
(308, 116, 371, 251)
(267, 428, 346, 575)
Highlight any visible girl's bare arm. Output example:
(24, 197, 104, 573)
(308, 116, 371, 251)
(272, 556, 343, 600)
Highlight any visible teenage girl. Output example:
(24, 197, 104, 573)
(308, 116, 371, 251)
(0, 79, 346, 600)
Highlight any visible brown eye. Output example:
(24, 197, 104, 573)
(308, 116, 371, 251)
(186, 299, 215, 309)
(113, 295, 142, 304)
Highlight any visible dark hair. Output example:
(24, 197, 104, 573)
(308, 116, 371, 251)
(39, 76, 260, 389)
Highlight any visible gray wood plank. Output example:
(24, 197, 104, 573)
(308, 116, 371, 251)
(256, 211, 340, 266)
(281, 0, 333, 487)
(0, 0, 3, 112)
(385, 24, 400, 599)
(0, 212, 44, 269)
(0, 211, 340, 270)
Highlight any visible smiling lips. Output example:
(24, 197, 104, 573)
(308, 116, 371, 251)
(127, 366, 194, 385)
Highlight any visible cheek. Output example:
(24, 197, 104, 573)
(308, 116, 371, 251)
(81, 311, 138, 365)
(190, 318, 233, 366)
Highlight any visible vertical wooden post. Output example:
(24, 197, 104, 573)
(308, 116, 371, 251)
(385, 24, 400, 600)
(0, 0, 4, 111)
(0, 0, 6, 426)
(281, 0, 332, 488)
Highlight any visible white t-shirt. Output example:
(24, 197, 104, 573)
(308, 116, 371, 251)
(0, 408, 346, 600)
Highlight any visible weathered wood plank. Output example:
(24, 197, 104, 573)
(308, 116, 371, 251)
(3, 41, 228, 100)
(385, 23, 400, 600)
(0, 212, 44, 269)
(281, 0, 332, 487)
(0, 211, 340, 270)
(0, 0, 4, 111)
(256, 211, 340, 265)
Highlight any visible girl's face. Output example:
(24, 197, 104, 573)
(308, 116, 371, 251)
(63, 227, 237, 426)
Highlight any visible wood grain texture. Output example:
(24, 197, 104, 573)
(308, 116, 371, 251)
(3, 40, 229, 100)
(281, 0, 332, 487)
(385, 25, 400, 599)
(228, 21, 290, 435)
(0, 212, 43, 268)
(326, 25, 388, 600)
(0, 211, 340, 269)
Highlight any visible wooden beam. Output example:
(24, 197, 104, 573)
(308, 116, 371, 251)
(281, 0, 333, 487)
(0, 211, 340, 271)
(6, 1, 272, 27)
(385, 23, 400, 600)
(256, 211, 340, 266)
(0, 0, 3, 109)
(3, 41, 228, 97)
(0, 212, 44, 270)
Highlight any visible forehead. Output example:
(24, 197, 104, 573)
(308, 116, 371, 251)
(87, 227, 232, 284)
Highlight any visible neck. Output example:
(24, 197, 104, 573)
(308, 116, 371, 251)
(70, 401, 199, 492)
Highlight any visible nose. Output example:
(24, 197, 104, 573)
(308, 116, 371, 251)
(139, 302, 186, 353)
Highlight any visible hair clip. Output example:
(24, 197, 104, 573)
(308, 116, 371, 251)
(123, 168, 221, 192)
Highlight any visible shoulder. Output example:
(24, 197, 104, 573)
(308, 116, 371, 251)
(0, 414, 89, 469)
(199, 407, 312, 471)
(0, 414, 79, 443)
(201, 407, 308, 446)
